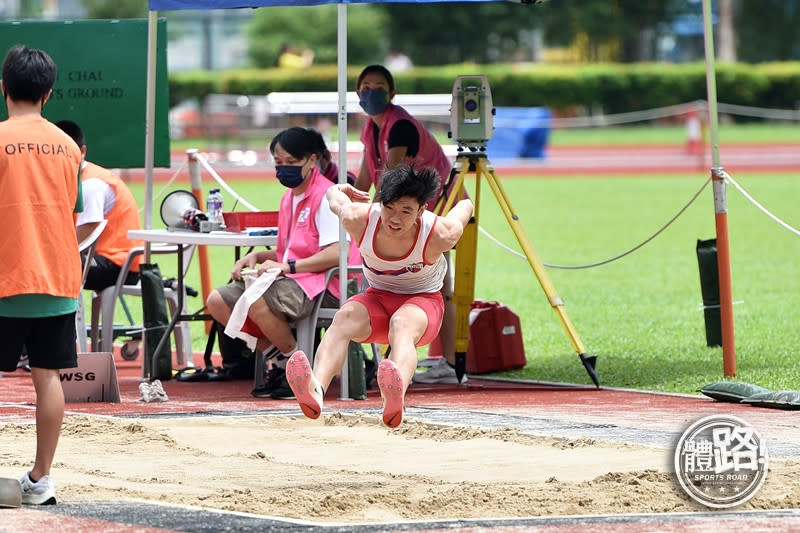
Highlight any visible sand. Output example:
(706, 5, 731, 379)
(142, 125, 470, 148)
(1, 412, 798, 523)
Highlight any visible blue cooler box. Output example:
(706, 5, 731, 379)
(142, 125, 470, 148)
(486, 107, 552, 160)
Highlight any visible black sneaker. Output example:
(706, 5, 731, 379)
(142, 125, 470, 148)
(269, 368, 296, 400)
(251, 366, 286, 398)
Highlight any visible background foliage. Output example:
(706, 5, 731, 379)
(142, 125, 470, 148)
(76, 0, 800, 66)
(168, 61, 800, 112)
(82, 0, 146, 18)
(246, 5, 387, 67)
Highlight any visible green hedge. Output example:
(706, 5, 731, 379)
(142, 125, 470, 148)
(169, 62, 800, 113)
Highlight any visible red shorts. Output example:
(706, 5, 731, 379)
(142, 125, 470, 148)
(348, 287, 444, 346)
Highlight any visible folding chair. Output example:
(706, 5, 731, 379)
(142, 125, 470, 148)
(75, 219, 108, 353)
(89, 243, 196, 366)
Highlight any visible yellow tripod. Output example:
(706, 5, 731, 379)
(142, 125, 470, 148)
(435, 150, 599, 387)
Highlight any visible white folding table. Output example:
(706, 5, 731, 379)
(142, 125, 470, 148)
(127, 229, 277, 376)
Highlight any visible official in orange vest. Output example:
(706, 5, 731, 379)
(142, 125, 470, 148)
(55, 120, 144, 291)
(0, 45, 83, 506)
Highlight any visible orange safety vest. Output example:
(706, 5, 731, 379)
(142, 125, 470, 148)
(82, 162, 144, 272)
(0, 116, 82, 298)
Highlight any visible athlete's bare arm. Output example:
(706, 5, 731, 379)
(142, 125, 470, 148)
(326, 184, 372, 242)
(426, 199, 474, 260)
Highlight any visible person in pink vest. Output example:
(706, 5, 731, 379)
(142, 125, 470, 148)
(0, 45, 83, 505)
(55, 120, 144, 292)
(310, 129, 356, 185)
(287, 165, 473, 427)
(206, 127, 356, 400)
(353, 64, 464, 385)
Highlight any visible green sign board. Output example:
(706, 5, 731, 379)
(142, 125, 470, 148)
(0, 19, 170, 168)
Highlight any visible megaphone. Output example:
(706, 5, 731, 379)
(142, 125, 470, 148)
(160, 190, 203, 230)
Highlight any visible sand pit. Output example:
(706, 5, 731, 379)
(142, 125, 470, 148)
(1, 412, 798, 523)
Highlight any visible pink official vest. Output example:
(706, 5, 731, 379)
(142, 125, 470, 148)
(276, 168, 358, 300)
(360, 103, 455, 213)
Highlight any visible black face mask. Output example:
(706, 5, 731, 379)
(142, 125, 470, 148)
(275, 161, 307, 188)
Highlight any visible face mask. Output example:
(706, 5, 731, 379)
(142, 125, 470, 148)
(275, 163, 306, 188)
(359, 89, 389, 115)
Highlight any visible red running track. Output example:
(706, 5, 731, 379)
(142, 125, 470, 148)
(123, 142, 800, 183)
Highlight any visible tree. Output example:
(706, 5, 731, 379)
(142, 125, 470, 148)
(735, 0, 800, 61)
(246, 5, 386, 67)
(383, 3, 545, 65)
(82, 0, 147, 18)
(18, 0, 43, 17)
(540, 0, 678, 62)
(717, 0, 736, 61)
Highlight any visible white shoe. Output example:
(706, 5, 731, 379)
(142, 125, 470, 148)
(19, 472, 56, 505)
(412, 358, 467, 384)
(138, 382, 153, 402)
(149, 380, 169, 401)
(139, 381, 169, 402)
(417, 356, 443, 368)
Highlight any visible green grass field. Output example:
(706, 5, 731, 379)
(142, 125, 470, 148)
(120, 168, 800, 395)
(170, 122, 800, 153)
(549, 122, 800, 145)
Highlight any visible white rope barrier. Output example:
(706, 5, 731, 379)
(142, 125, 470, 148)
(480, 169, 800, 270)
(139, 159, 187, 213)
(717, 103, 800, 121)
(479, 177, 712, 269)
(551, 102, 698, 128)
(723, 170, 800, 237)
(548, 100, 800, 129)
(195, 151, 260, 212)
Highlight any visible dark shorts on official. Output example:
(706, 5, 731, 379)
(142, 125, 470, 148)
(0, 313, 78, 371)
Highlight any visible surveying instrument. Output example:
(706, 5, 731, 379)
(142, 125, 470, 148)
(436, 75, 599, 387)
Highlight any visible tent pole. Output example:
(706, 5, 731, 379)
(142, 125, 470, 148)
(337, 2, 351, 400)
(144, 12, 158, 247)
(702, 0, 736, 376)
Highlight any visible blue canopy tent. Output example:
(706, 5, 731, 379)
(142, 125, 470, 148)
(145, 0, 737, 387)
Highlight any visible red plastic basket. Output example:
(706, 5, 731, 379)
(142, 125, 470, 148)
(222, 211, 279, 232)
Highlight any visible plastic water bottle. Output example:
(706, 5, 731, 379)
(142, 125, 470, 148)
(213, 189, 224, 223)
(206, 189, 223, 224)
(205, 189, 215, 218)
